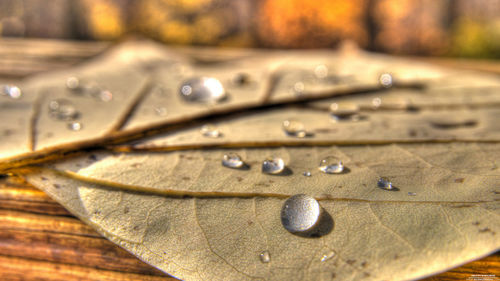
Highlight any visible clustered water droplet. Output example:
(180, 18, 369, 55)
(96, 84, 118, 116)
(281, 194, 321, 233)
(1, 84, 22, 99)
(379, 73, 393, 88)
(49, 99, 79, 121)
(179, 77, 226, 103)
(318, 156, 344, 174)
(259, 251, 271, 263)
(282, 119, 307, 138)
(377, 177, 393, 190)
(330, 102, 360, 121)
(262, 157, 285, 174)
(222, 153, 245, 169)
(320, 250, 336, 262)
(200, 124, 222, 138)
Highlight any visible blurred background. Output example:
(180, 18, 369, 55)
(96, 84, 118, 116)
(0, 0, 499, 58)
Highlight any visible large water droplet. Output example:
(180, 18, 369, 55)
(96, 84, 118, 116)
(259, 251, 271, 263)
(320, 250, 336, 262)
(318, 156, 344, 174)
(262, 157, 285, 174)
(222, 153, 244, 169)
(2, 85, 22, 99)
(379, 73, 393, 88)
(49, 99, 79, 121)
(200, 124, 222, 138)
(179, 77, 226, 103)
(283, 119, 306, 138)
(377, 177, 393, 190)
(67, 122, 82, 131)
(330, 102, 360, 121)
(281, 194, 321, 233)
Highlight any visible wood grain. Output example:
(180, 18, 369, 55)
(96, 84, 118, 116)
(0, 38, 498, 280)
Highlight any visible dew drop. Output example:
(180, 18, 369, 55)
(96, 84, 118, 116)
(314, 64, 328, 79)
(222, 153, 244, 169)
(154, 107, 168, 116)
(2, 85, 22, 99)
(259, 251, 271, 263)
(67, 122, 82, 131)
(318, 156, 344, 174)
(408, 192, 417, 196)
(98, 90, 113, 102)
(320, 250, 336, 262)
(377, 177, 393, 190)
(66, 77, 80, 90)
(281, 194, 321, 233)
(179, 77, 226, 103)
(48, 99, 79, 121)
(283, 119, 307, 138)
(372, 97, 382, 109)
(292, 82, 305, 95)
(330, 102, 360, 121)
(379, 73, 393, 88)
(262, 157, 285, 174)
(303, 171, 311, 177)
(200, 124, 222, 138)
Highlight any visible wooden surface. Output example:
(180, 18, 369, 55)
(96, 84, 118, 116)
(0, 38, 499, 280)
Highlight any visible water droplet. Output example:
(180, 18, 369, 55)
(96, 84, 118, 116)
(200, 124, 222, 138)
(262, 157, 285, 174)
(372, 97, 382, 109)
(303, 171, 311, 177)
(281, 194, 321, 233)
(98, 90, 113, 102)
(179, 77, 226, 103)
(320, 250, 336, 262)
(318, 156, 344, 174)
(314, 64, 328, 79)
(377, 177, 393, 190)
(66, 77, 80, 90)
(292, 82, 305, 95)
(222, 153, 244, 169)
(48, 99, 79, 121)
(154, 107, 167, 116)
(2, 85, 22, 99)
(67, 122, 82, 131)
(259, 251, 271, 263)
(330, 102, 360, 121)
(283, 119, 306, 138)
(408, 192, 417, 196)
(379, 73, 393, 88)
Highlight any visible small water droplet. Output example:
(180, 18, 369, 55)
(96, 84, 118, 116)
(281, 194, 321, 233)
(408, 192, 417, 196)
(318, 156, 344, 174)
(320, 250, 336, 262)
(179, 77, 226, 103)
(330, 102, 360, 121)
(98, 90, 113, 102)
(379, 73, 393, 88)
(200, 124, 222, 138)
(303, 171, 311, 177)
(292, 82, 305, 95)
(262, 157, 285, 174)
(283, 119, 307, 138)
(222, 153, 244, 169)
(154, 107, 167, 116)
(377, 177, 393, 190)
(67, 122, 82, 131)
(66, 77, 80, 90)
(2, 85, 22, 99)
(314, 64, 328, 79)
(372, 97, 382, 109)
(259, 251, 271, 263)
(48, 99, 79, 121)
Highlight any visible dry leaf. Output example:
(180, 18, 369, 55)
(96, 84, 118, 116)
(1, 41, 499, 280)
